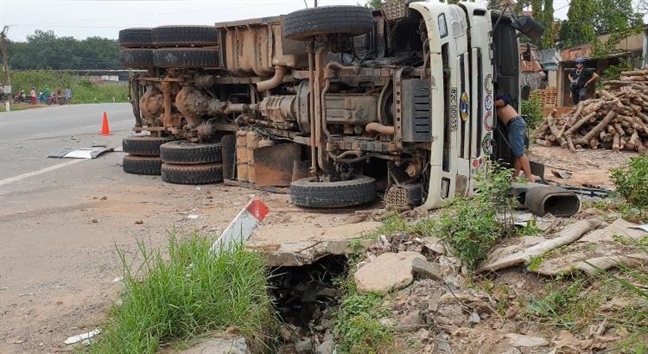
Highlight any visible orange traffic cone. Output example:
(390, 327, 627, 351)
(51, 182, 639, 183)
(99, 112, 112, 136)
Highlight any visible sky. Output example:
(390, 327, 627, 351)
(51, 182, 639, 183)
(0, 0, 645, 42)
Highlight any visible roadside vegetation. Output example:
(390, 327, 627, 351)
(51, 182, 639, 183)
(10, 70, 128, 105)
(521, 89, 545, 129)
(334, 284, 393, 354)
(87, 235, 278, 353)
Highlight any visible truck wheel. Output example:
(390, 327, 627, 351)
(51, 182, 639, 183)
(122, 136, 174, 157)
(153, 48, 219, 68)
(119, 48, 154, 68)
(119, 28, 152, 48)
(283, 6, 374, 41)
(161, 163, 224, 184)
(290, 175, 376, 208)
(221, 135, 236, 180)
(152, 26, 218, 47)
(123, 155, 162, 175)
(160, 141, 223, 164)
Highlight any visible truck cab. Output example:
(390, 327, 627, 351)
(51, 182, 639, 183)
(118, 0, 544, 210)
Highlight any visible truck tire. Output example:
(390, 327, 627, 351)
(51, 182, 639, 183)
(119, 48, 154, 68)
(118, 28, 152, 48)
(122, 136, 174, 157)
(160, 141, 223, 164)
(290, 175, 376, 208)
(123, 155, 162, 175)
(161, 163, 224, 184)
(221, 135, 236, 180)
(152, 25, 218, 47)
(153, 48, 219, 68)
(283, 6, 374, 41)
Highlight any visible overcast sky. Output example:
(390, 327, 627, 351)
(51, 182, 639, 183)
(0, 0, 644, 42)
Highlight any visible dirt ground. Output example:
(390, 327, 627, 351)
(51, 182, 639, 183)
(528, 145, 636, 189)
(0, 153, 365, 354)
(0, 145, 641, 353)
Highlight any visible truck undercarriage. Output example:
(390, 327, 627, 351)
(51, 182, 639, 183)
(119, 0, 546, 210)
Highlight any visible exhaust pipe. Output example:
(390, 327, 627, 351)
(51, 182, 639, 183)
(257, 66, 286, 93)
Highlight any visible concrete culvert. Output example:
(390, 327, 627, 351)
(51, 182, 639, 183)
(269, 255, 348, 352)
(524, 186, 581, 217)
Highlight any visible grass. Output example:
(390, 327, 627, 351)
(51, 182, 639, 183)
(9, 70, 129, 106)
(87, 234, 278, 353)
(523, 234, 648, 352)
(333, 281, 393, 354)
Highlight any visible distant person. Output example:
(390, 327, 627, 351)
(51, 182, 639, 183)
(568, 58, 599, 105)
(495, 93, 538, 183)
(64, 86, 72, 103)
(30, 87, 37, 105)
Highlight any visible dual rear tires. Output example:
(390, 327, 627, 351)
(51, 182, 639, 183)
(122, 137, 223, 185)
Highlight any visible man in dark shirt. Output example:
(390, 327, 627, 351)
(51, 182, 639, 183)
(568, 57, 599, 105)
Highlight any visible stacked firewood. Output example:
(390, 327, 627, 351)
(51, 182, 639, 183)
(535, 69, 648, 153)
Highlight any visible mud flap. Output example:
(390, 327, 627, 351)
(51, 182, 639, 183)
(253, 143, 301, 187)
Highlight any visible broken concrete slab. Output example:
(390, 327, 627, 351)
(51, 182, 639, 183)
(505, 333, 549, 347)
(354, 251, 425, 293)
(249, 239, 374, 267)
(180, 337, 251, 354)
(411, 258, 442, 281)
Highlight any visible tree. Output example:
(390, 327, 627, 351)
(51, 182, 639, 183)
(8, 30, 120, 70)
(558, 0, 597, 47)
(365, 0, 381, 9)
(591, 0, 643, 56)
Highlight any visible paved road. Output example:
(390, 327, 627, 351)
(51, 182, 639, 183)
(0, 103, 133, 180)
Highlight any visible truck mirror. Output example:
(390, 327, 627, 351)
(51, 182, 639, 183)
(511, 16, 545, 42)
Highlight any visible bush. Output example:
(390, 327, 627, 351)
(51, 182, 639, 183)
(431, 162, 518, 269)
(88, 235, 278, 353)
(610, 155, 648, 211)
(521, 90, 544, 129)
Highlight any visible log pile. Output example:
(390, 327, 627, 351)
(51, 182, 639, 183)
(535, 70, 648, 153)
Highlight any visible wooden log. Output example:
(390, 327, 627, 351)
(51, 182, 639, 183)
(633, 117, 648, 134)
(613, 123, 626, 136)
(620, 70, 648, 76)
(589, 139, 599, 149)
(637, 141, 647, 154)
(578, 110, 616, 144)
(638, 111, 648, 124)
(627, 131, 639, 151)
(565, 111, 598, 137)
(535, 139, 552, 147)
(547, 111, 567, 147)
(612, 133, 621, 152)
(600, 90, 624, 109)
(547, 134, 556, 142)
(582, 100, 605, 115)
(566, 136, 576, 152)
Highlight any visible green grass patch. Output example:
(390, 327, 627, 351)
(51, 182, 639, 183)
(87, 235, 278, 353)
(10, 70, 128, 105)
(334, 288, 393, 354)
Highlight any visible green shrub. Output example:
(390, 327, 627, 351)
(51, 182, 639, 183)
(610, 155, 648, 211)
(431, 162, 517, 269)
(521, 90, 544, 129)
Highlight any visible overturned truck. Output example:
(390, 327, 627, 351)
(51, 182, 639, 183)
(119, 0, 547, 210)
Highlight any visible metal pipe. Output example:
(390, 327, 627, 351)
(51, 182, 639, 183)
(321, 78, 332, 140)
(161, 80, 172, 128)
(256, 66, 286, 92)
(315, 46, 329, 172)
(307, 44, 317, 175)
(365, 122, 395, 135)
(325, 61, 360, 73)
(328, 152, 398, 164)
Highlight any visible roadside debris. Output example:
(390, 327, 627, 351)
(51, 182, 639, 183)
(210, 198, 269, 254)
(47, 146, 115, 159)
(64, 328, 100, 345)
(354, 251, 425, 293)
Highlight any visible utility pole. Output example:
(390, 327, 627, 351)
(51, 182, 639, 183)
(1, 26, 10, 111)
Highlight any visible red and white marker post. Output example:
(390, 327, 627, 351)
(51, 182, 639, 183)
(210, 198, 270, 254)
